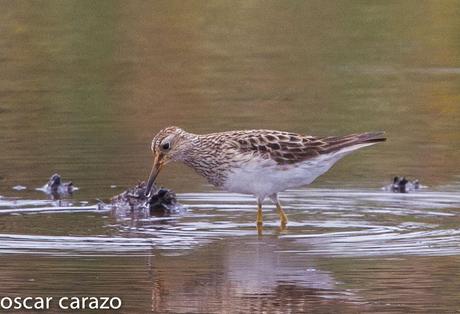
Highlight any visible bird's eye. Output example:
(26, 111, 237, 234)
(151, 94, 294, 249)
(161, 142, 171, 151)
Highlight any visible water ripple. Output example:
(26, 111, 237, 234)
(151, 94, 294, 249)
(0, 188, 458, 257)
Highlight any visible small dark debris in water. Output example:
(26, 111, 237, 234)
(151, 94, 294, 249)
(111, 181, 183, 215)
(385, 176, 423, 193)
(37, 173, 78, 197)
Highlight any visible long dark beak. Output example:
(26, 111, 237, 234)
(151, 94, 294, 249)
(145, 155, 163, 197)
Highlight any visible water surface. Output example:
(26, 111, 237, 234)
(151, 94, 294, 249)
(1, 1, 460, 313)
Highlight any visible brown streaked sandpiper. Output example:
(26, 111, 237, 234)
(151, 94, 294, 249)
(145, 126, 386, 229)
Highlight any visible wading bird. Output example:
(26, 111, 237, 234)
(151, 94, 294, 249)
(145, 126, 385, 230)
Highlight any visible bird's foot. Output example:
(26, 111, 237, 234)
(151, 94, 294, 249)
(256, 205, 263, 226)
(277, 207, 288, 226)
(279, 221, 287, 233)
(280, 216, 288, 226)
(256, 224, 263, 236)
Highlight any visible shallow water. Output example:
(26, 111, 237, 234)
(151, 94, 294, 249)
(1, 1, 460, 313)
(1, 188, 460, 312)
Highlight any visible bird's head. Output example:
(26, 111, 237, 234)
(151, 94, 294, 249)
(145, 126, 191, 196)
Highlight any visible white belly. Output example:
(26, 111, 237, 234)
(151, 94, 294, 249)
(222, 143, 375, 199)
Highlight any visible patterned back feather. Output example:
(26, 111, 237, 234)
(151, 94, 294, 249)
(229, 130, 386, 165)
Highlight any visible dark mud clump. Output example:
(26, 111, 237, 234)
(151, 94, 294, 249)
(384, 176, 424, 193)
(111, 181, 183, 215)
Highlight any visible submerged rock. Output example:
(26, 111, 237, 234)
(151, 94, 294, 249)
(384, 176, 423, 193)
(111, 181, 184, 215)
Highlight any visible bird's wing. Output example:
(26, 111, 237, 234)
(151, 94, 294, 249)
(230, 130, 385, 165)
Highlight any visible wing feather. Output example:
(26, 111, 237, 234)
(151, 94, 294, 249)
(230, 130, 385, 165)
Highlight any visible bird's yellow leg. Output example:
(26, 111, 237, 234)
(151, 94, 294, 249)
(256, 201, 263, 226)
(276, 203, 288, 227)
(269, 194, 288, 228)
(256, 200, 264, 235)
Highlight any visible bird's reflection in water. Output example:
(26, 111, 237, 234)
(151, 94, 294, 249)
(146, 237, 365, 313)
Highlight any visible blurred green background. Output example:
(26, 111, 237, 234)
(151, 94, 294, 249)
(1, 0, 459, 199)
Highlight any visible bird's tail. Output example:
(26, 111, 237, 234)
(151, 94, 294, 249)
(320, 131, 386, 154)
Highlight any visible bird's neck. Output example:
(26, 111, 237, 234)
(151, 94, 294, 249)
(180, 133, 226, 186)
(181, 133, 207, 167)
